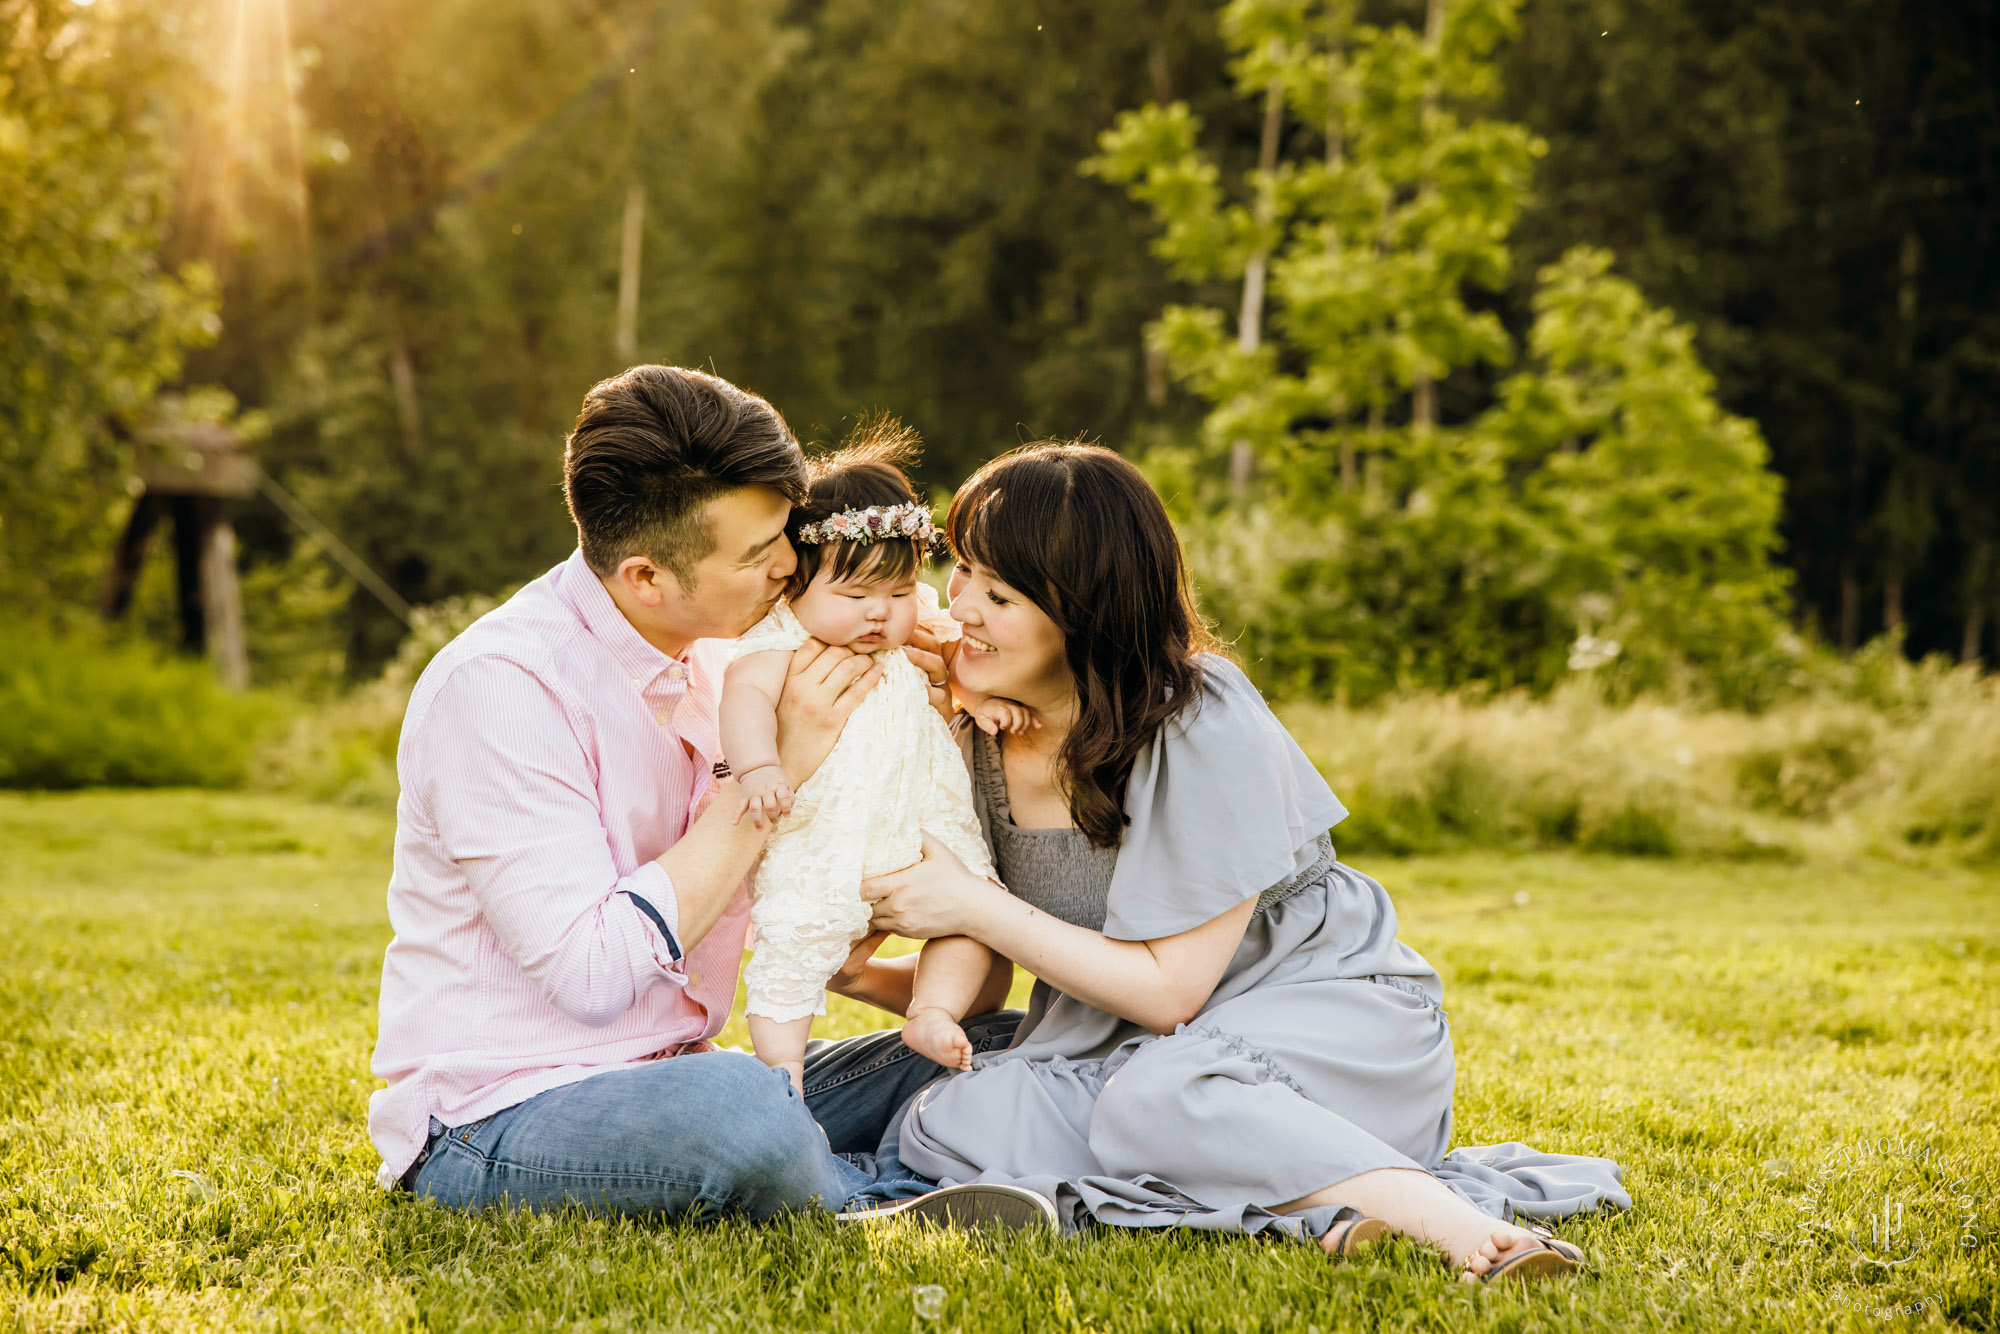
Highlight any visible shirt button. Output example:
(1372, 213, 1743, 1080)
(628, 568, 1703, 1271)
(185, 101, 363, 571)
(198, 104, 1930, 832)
(654, 708, 670, 724)
(667, 663, 688, 682)
(687, 972, 702, 987)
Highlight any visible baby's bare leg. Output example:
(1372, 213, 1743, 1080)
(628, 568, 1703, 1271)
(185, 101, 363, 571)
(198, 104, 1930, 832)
(902, 936, 998, 1069)
(911, 936, 996, 1019)
(747, 1013, 813, 1095)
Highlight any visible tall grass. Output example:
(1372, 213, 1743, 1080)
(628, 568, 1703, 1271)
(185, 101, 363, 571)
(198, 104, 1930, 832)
(245, 608, 1999, 864)
(33, 590, 1985, 868)
(1284, 642, 2000, 863)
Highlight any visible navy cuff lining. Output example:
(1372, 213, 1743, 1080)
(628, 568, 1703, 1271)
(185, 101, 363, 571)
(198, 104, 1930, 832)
(620, 889, 682, 962)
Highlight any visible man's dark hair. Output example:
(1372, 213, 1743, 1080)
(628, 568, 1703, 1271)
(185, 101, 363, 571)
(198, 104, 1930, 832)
(563, 366, 808, 583)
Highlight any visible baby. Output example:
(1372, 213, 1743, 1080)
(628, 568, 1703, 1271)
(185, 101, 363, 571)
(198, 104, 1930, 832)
(718, 421, 1021, 1090)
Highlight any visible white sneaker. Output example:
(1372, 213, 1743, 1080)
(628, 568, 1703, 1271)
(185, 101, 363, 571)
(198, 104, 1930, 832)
(835, 1182, 1059, 1233)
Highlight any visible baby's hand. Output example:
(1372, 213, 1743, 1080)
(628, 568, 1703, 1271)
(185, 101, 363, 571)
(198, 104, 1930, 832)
(903, 1006, 973, 1072)
(732, 764, 795, 830)
(970, 697, 1038, 737)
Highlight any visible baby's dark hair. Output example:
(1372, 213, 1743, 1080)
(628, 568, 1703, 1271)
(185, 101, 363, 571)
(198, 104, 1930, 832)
(784, 415, 933, 600)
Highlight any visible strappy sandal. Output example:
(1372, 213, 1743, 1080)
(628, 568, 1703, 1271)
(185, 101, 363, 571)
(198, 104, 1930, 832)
(1322, 1214, 1390, 1259)
(1469, 1221, 1586, 1283)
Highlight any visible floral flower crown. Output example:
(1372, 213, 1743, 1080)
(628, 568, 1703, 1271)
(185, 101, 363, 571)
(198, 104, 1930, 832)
(794, 501, 938, 547)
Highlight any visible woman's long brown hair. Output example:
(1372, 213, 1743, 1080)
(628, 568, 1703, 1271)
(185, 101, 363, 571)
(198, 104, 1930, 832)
(946, 442, 1219, 848)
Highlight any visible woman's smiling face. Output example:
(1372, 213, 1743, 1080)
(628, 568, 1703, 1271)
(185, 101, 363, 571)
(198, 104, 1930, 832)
(947, 558, 1073, 711)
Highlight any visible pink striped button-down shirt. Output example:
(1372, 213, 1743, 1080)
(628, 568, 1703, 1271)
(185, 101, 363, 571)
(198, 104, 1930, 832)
(368, 548, 750, 1187)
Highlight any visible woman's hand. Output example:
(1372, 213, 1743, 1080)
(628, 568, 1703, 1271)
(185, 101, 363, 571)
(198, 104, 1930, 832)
(862, 831, 1005, 940)
(901, 624, 955, 723)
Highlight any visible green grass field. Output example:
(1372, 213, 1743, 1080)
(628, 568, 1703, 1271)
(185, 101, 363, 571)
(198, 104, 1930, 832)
(2, 790, 1995, 1332)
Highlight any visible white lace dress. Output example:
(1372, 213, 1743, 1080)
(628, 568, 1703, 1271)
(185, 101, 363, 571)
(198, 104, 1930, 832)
(726, 585, 996, 1023)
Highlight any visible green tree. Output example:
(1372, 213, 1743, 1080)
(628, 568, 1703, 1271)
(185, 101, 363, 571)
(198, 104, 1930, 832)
(695, 0, 1236, 483)
(1093, 0, 1790, 703)
(0, 0, 216, 624)
(183, 0, 793, 669)
(1503, 0, 2000, 664)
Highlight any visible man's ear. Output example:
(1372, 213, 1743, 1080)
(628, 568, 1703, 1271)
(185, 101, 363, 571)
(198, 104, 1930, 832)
(614, 554, 676, 607)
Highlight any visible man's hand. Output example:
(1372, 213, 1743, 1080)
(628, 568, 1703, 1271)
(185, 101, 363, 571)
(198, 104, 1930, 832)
(776, 639, 882, 783)
(829, 929, 893, 991)
(821, 930, 920, 1016)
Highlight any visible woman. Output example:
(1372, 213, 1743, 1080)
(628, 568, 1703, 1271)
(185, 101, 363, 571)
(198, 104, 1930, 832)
(859, 443, 1629, 1281)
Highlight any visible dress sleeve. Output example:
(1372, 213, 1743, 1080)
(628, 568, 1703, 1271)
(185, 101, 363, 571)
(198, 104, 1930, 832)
(723, 601, 811, 665)
(1100, 656, 1348, 941)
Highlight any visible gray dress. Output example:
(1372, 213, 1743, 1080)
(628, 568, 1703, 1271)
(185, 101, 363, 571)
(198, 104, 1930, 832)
(894, 658, 1631, 1239)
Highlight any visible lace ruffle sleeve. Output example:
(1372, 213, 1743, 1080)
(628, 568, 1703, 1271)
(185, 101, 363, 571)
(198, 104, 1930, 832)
(723, 601, 811, 666)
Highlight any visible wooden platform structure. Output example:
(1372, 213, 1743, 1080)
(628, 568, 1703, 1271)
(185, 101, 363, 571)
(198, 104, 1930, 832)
(102, 421, 252, 688)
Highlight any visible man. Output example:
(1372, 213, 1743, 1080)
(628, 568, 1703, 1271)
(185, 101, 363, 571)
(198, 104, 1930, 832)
(369, 365, 1042, 1225)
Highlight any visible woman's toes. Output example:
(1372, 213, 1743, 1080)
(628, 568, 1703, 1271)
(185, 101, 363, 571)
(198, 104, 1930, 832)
(1458, 1224, 1535, 1279)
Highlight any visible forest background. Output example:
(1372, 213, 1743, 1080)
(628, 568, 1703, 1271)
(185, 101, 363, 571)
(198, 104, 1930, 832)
(3, 0, 1999, 863)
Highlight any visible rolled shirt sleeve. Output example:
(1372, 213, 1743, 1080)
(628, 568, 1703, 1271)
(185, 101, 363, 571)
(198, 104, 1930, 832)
(413, 657, 688, 1027)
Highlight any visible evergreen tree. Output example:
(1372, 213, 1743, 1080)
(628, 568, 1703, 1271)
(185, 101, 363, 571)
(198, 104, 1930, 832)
(1504, 0, 2000, 663)
(1092, 0, 1790, 702)
(696, 0, 1236, 483)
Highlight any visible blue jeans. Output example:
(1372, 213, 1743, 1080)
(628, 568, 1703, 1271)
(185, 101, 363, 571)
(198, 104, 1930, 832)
(404, 1011, 1021, 1217)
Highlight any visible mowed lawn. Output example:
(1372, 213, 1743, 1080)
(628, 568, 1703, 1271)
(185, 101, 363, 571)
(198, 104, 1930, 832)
(2, 791, 1995, 1333)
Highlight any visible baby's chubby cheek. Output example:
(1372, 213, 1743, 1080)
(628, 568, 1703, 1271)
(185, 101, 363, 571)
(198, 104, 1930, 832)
(790, 599, 861, 647)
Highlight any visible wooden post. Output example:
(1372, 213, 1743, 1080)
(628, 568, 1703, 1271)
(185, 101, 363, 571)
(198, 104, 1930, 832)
(169, 494, 207, 652)
(200, 501, 249, 689)
(105, 419, 258, 687)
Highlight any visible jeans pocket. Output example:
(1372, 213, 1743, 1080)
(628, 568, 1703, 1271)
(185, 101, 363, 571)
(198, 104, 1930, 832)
(449, 1113, 498, 1153)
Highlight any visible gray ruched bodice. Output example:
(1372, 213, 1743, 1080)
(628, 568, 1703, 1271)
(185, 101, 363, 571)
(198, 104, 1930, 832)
(970, 726, 1117, 930)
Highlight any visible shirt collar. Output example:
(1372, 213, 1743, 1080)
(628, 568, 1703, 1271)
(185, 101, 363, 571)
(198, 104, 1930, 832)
(554, 548, 691, 692)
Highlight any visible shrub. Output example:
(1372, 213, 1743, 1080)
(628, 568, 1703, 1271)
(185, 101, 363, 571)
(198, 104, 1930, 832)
(1282, 654, 2000, 863)
(0, 631, 284, 789)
